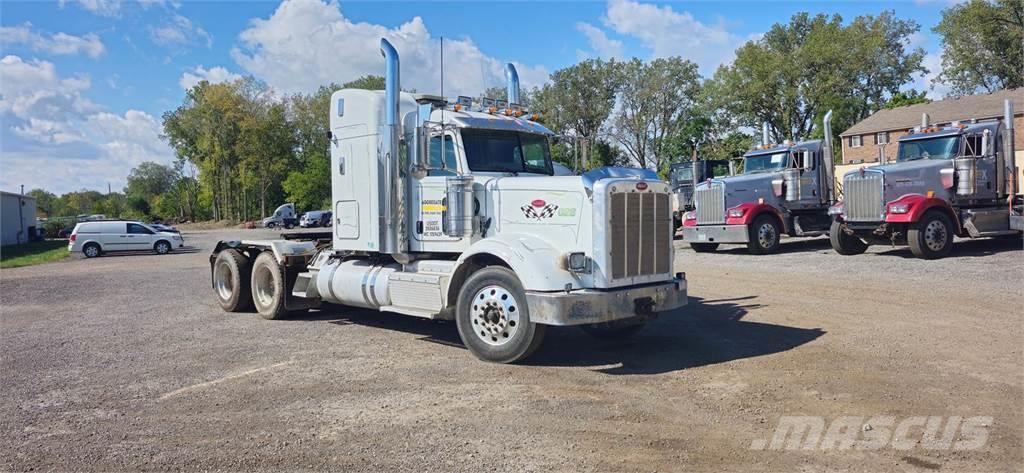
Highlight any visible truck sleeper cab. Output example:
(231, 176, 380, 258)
(209, 38, 686, 363)
(830, 103, 1022, 259)
(681, 113, 839, 254)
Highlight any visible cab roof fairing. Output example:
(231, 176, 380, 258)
(898, 121, 1000, 142)
(426, 109, 555, 136)
(742, 139, 823, 158)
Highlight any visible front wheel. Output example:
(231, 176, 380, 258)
(455, 266, 546, 363)
(908, 210, 954, 259)
(746, 214, 781, 254)
(829, 219, 868, 255)
(266, 222, 277, 229)
(154, 240, 171, 255)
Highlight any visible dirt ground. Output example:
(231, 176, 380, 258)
(1, 229, 1021, 472)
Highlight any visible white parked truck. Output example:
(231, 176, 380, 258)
(210, 39, 687, 363)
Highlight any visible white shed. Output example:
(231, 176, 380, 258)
(1, 191, 38, 246)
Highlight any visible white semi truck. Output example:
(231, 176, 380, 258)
(209, 39, 687, 363)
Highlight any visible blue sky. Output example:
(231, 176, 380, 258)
(1, 0, 952, 194)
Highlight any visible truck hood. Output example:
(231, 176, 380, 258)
(697, 172, 783, 209)
(842, 159, 953, 202)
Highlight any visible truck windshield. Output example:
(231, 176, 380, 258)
(897, 136, 959, 162)
(670, 166, 693, 187)
(460, 129, 553, 175)
(743, 152, 789, 174)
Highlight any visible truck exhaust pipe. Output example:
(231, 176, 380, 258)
(505, 63, 520, 105)
(822, 109, 835, 203)
(921, 113, 929, 128)
(762, 122, 770, 147)
(1002, 99, 1016, 196)
(380, 38, 406, 258)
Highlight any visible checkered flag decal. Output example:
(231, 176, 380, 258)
(521, 204, 559, 220)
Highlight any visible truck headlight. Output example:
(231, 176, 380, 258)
(888, 203, 909, 214)
(727, 207, 745, 218)
(565, 252, 589, 273)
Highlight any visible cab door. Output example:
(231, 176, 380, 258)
(412, 132, 463, 247)
(793, 148, 821, 206)
(126, 223, 156, 250)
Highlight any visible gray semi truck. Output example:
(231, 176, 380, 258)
(669, 159, 731, 233)
(829, 100, 1022, 259)
(681, 112, 838, 254)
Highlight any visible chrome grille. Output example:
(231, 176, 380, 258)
(695, 183, 725, 224)
(610, 192, 671, 279)
(843, 172, 884, 222)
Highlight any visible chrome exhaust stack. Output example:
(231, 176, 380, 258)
(822, 109, 836, 203)
(1001, 99, 1016, 196)
(380, 38, 406, 258)
(505, 63, 520, 105)
(762, 122, 770, 147)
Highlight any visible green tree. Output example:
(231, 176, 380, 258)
(27, 189, 58, 217)
(884, 90, 931, 109)
(933, 0, 1024, 96)
(125, 162, 176, 204)
(343, 75, 385, 90)
(712, 12, 925, 144)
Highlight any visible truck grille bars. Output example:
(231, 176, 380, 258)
(610, 192, 671, 279)
(695, 183, 726, 225)
(843, 172, 885, 222)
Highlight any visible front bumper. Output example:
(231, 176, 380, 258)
(682, 224, 749, 243)
(525, 277, 687, 326)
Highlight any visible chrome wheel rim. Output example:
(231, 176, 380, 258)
(214, 261, 234, 301)
(156, 242, 169, 254)
(470, 285, 520, 346)
(924, 220, 947, 252)
(253, 264, 276, 308)
(84, 246, 98, 257)
(758, 223, 776, 248)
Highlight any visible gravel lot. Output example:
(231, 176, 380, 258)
(1, 229, 1021, 472)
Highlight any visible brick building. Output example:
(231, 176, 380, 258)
(839, 88, 1024, 165)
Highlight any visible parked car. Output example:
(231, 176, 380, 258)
(69, 220, 184, 258)
(262, 203, 298, 229)
(300, 210, 326, 228)
(150, 223, 179, 233)
(320, 211, 332, 227)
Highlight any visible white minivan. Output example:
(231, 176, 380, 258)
(69, 220, 184, 258)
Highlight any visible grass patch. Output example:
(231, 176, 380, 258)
(1, 240, 70, 269)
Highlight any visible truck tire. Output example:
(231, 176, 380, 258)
(829, 219, 868, 255)
(908, 210, 954, 260)
(455, 266, 546, 363)
(213, 249, 253, 312)
(690, 242, 719, 253)
(746, 214, 781, 254)
(251, 251, 289, 319)
(581, 318, 647, 340)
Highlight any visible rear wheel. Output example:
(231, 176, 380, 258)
(82, 243, 101, 258)
(251, 252, 289, 319)
(213, 249, 253, 312)
(690, 242, 719, 253)
(829, 219, 868, 255)
(908, 210, 954, 259)
(746, 214, 781, 254)
(455, 266, 546, 363)
(266, 222, 277, 229)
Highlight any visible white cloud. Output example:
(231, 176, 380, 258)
(913, 51, 951, 99)
(178, 65, 241, 90)
(231, 0, 548, 97)
(150, 14, 212, 49)
(0, 55, 173, 194)
(58, 0, 123, 17)
(602, 0, 744, 73)
(0, 23, 105, 58)
(575, 22, 624, 60)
